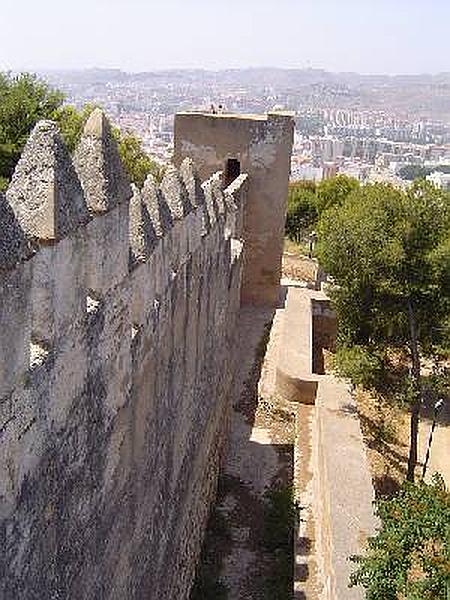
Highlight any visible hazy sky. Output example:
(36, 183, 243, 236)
(1, 0, 449, 74)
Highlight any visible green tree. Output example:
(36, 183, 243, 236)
(0, 72, 64, 189)
(317, 181, 450, 480)
(285, 181, 318, 242)
(0, 72, 162, 191)
(398, 164, 450, 182)
(350, 474, 450, 600)
(114, 130, 163, 187)
(53, 103, 96, 152)
(398, 164, 430, 181)
(285, 176, 359, 244)
(316, 174, 359, 213)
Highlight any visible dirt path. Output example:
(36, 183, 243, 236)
(221, 306, 296, 599)
(191, 301, 298, 600)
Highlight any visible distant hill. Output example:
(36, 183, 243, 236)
(40, 67, 450, 121)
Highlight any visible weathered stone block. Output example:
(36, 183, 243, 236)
(85, 202, 129, 295)
(0, 263, 32, 398)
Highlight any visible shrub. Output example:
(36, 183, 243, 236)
(263, 486, 299, 599)
(350, 474, 450, 600)
(335, 344, 385, 390)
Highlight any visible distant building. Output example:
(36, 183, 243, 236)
(291, 163, 323, 182)
(426, 171, 450, 191)
(323, 162, 337, 179)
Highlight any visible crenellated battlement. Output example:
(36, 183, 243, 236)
(1, 109, 246, 274)
(0, 109, 247, 398)
(0, 108, 288, 600)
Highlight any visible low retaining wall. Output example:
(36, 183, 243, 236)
(275, 285, 377, 599)
(275, 285, 322, 405)
(313, 378, 378, 600)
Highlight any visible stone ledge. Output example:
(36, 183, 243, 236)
(275, 285, 377, 599)
(313, 377, 378, 600)
(275, 284, 326, 404)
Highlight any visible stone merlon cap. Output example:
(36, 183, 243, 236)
(180, 157, 204, 208)
(160, 165, 192, 221)
(142, 174, 171, 237)
(6, 120, 89, 242)
(74, 108, 132, 214)
(129, 183, 158, 265)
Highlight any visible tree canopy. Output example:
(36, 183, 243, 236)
(114, 130, 163, 188)
(317, 180, 450, 355)
(317, 180, 450, 479)
(350, 474, 450, 600)
(0, 72, 162, 191)
(315, 173, 359, 214)
(0, 73, 64, 189)
(398, 164, 450, 181)
(285, 175, 359, 244)
(285, 181, 318, 242)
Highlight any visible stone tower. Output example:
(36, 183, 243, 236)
(174, 111, 294, 306)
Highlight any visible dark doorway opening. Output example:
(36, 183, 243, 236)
(224, 158, 241, 187)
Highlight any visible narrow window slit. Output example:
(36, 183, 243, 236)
(224, 158, 240, 187)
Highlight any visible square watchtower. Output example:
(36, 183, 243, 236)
(174, 111, 294, 307)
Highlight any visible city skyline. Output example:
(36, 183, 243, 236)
(1, 0, 449, 75)
(40, 66, 449, 192)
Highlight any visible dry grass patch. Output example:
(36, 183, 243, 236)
(354, 388, 411, 496)
(282, 239, 318, 283)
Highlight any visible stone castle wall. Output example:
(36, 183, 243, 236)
(0, 110, 248, 599)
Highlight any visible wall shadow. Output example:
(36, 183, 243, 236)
(191, 303, 299, 599)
